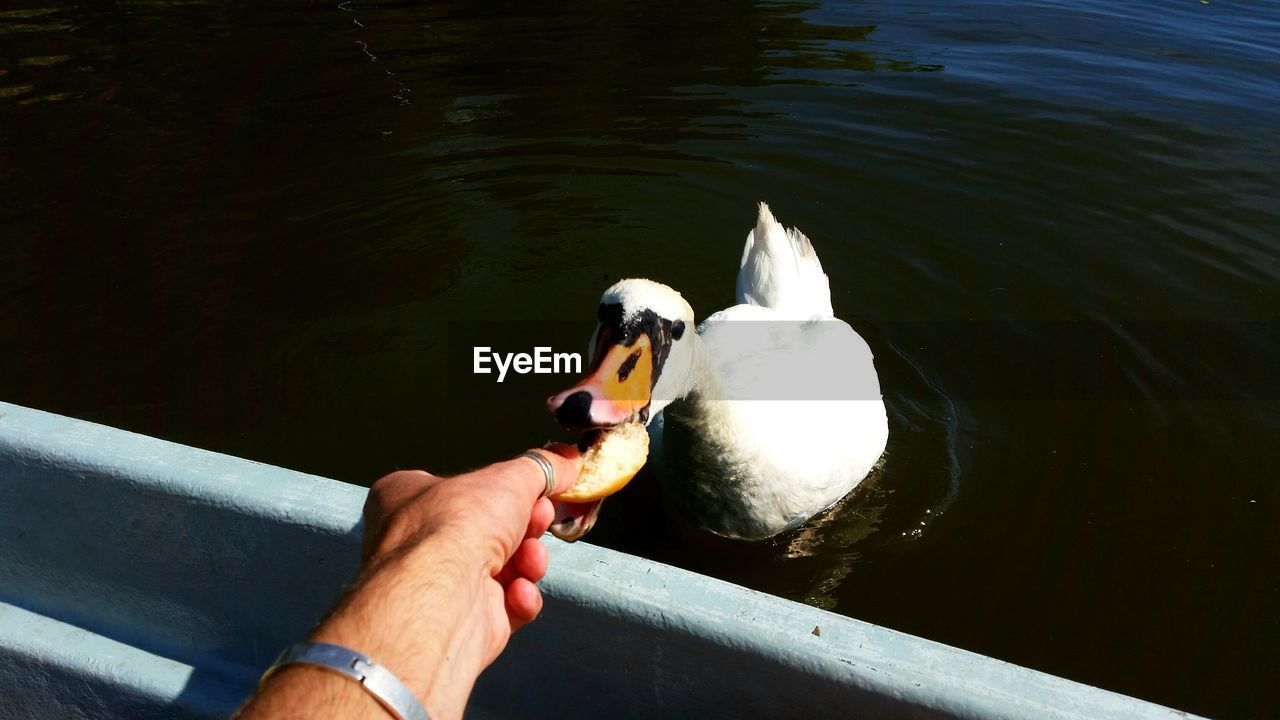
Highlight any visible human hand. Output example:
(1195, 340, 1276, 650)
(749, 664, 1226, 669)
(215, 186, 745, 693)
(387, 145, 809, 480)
(356, 444, 581, 652)
(236, 446, 580, 720)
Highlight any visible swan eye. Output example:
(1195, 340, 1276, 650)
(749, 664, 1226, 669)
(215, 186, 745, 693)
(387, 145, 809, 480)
(672, 320, 685, 340)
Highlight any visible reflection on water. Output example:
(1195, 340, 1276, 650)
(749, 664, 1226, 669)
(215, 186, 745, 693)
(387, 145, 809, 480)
(2, 1, 1278, 717)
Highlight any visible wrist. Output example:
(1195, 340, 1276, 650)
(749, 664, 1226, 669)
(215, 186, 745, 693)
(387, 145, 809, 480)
(311, 533, 483, 719)
(238, 663, 390, 719)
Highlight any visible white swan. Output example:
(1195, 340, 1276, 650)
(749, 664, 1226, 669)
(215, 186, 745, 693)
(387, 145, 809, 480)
(548, 203, 888, 541)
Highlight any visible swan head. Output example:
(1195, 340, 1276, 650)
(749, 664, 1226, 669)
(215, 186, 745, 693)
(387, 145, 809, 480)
(548, 278, 697, 431)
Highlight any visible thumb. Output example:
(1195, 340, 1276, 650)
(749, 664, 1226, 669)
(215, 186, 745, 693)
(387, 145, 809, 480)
(538, 442, 582, 495)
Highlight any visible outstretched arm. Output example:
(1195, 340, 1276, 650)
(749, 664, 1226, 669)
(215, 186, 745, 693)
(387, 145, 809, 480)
(235, 446, 580, 720)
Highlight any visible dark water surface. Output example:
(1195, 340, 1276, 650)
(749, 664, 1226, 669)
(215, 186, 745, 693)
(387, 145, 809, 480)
(2, 1, 1277, 716)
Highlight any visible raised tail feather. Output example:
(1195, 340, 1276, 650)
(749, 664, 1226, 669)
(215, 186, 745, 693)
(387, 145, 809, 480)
(735, 202, 834, 317)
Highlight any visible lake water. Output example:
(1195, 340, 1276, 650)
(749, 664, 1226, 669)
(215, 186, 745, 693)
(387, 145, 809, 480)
(2, 1, 1276, 716)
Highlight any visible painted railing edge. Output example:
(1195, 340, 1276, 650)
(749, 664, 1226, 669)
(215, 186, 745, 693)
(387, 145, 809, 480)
(0, 401, 366, 533)
(0, 601, 243, 720)
(0, 401, 1205, 720)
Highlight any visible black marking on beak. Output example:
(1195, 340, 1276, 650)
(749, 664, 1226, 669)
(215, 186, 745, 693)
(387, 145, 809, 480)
(595, 302, 679, 391)
(616, 348, 642, 382)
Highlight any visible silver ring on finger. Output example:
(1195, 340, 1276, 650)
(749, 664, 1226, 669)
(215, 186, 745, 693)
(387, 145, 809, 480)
(519, 451, 556, 498)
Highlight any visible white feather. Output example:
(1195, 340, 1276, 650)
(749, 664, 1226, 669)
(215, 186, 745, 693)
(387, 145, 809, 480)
(735, 202, 834, 318)
(601, 278, 694, 324)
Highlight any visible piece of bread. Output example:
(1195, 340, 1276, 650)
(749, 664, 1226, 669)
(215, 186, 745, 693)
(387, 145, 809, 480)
(551, 423, 649, 502)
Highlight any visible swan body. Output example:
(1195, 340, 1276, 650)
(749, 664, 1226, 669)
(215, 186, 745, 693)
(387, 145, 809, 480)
(549, 203, 888, 541)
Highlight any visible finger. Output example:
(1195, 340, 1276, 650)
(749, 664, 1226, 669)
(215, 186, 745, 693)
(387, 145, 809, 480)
(505, 577, 543, 631)
(526, 497, 555, 539)
(494, 538, 548, 588)
(512, 538, 549, 582)
(539, 443, 582, 495)
(500, 446, 582, 505)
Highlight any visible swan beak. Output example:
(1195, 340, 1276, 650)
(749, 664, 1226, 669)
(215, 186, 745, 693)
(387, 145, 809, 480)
(549, 498, 604, 541)
(548, 331, 653, 431)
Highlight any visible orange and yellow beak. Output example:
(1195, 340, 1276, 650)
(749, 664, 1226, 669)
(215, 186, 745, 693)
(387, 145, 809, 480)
(547, 328, 654, 431)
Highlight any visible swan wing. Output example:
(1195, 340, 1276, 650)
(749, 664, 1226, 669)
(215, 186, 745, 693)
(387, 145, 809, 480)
(699, 305, 880, 403)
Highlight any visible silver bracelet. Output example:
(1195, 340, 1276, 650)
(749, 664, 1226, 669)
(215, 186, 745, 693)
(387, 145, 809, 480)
(259, 641, 431, 720)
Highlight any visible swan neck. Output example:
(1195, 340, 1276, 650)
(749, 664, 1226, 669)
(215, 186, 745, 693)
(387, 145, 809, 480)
(684, 331, 722, 401)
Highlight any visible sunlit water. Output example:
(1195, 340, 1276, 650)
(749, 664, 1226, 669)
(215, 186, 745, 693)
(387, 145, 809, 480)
(2, 1, 1277, 716)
